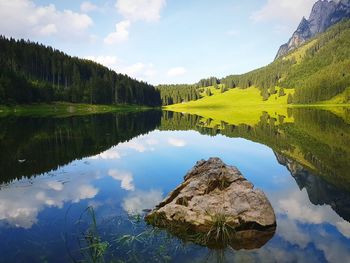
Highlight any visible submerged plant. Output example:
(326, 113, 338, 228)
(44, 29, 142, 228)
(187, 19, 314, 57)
(78, 207, 110, 263)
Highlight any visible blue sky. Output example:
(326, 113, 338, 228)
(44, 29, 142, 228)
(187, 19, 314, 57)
(0, 0, 317, 84)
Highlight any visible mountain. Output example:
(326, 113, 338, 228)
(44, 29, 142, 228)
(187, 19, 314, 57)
(0, 36, 161, 106)
(275, 0, 350, 59)
(161, 19, 350, 106)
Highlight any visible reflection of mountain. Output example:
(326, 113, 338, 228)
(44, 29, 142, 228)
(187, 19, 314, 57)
(275, 152, 350, 222)
(160, 108, 350, 199)
(0, 111, 161, 183)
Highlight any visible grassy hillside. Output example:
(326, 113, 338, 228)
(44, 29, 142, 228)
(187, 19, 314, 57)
(166, 87, 295, 125)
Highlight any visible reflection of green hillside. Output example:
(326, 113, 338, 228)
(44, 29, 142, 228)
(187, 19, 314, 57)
(0, 111, 161, 183)
(161, 108, 350, 192)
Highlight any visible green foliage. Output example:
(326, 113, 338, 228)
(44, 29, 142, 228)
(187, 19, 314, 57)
(157, 84, 199, 105)
(0, 36, 161, 106)
(279, 87, 286, 97)
(206, 88, 212, 96)
(197, 77, 219, 88)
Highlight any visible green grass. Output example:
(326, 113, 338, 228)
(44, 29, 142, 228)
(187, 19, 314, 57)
(166, 87, 295, 126)
(0, 102, 154, 117)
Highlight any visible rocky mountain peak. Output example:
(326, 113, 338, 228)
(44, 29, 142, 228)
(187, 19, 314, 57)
(275, 0, 350, 59)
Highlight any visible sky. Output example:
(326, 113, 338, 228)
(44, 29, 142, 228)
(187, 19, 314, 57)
(0, 0, 317, 85)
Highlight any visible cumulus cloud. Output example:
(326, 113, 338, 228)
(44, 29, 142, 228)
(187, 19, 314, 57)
(80, 1, 98, 13)
(122, 190, 163, 214)
(104, 20, 131, 45)
(121, 62, 157, 81)
(108, 169, 135, 191)
(168, 138, 186, 147)
(251, 0, 315, 24)
(115, 0, 166, 22)
(0, 0, 93, 40)
(167, 67, 186, 77)
(85, 55, 119, 69)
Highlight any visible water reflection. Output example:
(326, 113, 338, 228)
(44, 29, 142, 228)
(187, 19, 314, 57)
(0, 108, 349, 262)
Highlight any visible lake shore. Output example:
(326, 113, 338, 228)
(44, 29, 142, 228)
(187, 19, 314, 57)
(0, 102, 157, 117)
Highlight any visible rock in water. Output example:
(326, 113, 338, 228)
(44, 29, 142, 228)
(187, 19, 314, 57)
(145, 158, 276, 249)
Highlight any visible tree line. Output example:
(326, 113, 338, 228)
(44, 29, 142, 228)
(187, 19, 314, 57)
(157, 84, 200, 105)
(0, 36, 161, 106)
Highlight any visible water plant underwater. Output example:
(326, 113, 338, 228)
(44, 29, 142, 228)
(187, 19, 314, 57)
(64, 207, 190, 263)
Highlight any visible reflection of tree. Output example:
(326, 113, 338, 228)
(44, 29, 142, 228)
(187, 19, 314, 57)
(160, 108, 350, 192)
(0, 110, 161, 183)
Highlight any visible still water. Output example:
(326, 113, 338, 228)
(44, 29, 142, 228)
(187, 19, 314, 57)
(0, 108, 349, 262)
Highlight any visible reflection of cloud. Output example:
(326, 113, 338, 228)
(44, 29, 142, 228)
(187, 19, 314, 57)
(122, 190, 163, 214)
(90, 148, 122, 160)
(277, 218, 310, 248)
(168, 138, 186, 147)
(123, 141, 146, 153)
(260, 186, 350, 262)
(276, 188, 350, 238)
(108, 169, 134, 191)
(0, 174, 99, 229)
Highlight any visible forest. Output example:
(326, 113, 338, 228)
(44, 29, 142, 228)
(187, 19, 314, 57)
(0, 36, 161, 106)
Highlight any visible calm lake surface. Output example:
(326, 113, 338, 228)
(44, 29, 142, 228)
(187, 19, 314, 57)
(0, 108, 349, 263)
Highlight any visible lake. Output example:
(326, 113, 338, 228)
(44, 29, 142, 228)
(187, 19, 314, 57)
(0, 108, 349, 263)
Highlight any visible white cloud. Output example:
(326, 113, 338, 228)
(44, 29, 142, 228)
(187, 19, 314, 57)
(84, 55, 119, 69)
(251, 0, 315, 24)
(115, 0, 166, 22)
(121, 62, 157, 81)
(38, 23, 57, 36)
(104, 20, 131, 45)
(80, 1, 98, 13)
(167, 67, 186, 77)
(168, 138, 186, 147)
(122, 190, 163, 214)
(108, 169, 135, 191)
(0, 0, 93, 40)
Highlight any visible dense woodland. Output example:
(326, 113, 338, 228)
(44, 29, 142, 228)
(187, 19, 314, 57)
(157, 84, 200, 105)
(159, 19, 350, 105)
(0, 36, 161, 106)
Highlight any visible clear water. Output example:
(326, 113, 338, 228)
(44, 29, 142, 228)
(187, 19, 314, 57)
(0, 109, 349, 263)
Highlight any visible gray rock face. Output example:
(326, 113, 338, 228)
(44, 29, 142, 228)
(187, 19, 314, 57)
(145, 158, 276, 249)
(275, 0, 350, 59)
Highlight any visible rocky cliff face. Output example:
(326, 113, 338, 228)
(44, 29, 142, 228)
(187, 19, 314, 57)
(275, 0, 350, 59)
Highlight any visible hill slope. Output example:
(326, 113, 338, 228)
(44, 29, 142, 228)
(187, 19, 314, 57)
(221, 19, 350, 104)
(0, 36, 161, 106)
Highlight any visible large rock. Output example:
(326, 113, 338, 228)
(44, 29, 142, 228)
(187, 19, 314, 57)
(145, 158, 276, 249)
